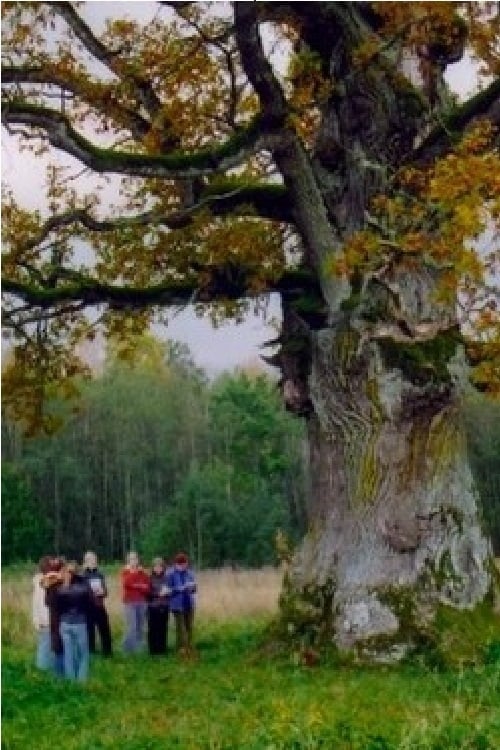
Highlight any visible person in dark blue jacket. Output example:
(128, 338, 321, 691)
(165, 553, 197, 653)
(54, 561, 92, 681)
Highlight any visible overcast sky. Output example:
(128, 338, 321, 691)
(0, 2, 484, 375)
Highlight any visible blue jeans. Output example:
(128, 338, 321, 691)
(60, 621, 89, 682)
(123, 603, 147, 653)
(35, 627, 53, 671)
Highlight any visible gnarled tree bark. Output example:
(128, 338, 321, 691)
(283, 271, 492, 656)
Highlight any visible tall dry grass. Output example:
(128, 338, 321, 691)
(2, 566, 283, 648)
(4, 560, 500, 648)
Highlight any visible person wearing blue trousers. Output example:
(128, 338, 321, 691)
(32, 557, 53, 671)
(54, 562, 92, 682)
(165, 553, 197, 653)
(121, 552, 150, 653)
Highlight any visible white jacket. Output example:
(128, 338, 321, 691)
(32, 573, 50, 629)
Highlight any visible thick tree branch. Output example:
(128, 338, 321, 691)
(17, 183, 291, 251)
(1, 100, 275, 179)
(234, 3, 349, 311)
(2, 65, 153, 142)
(2, 275, 199, 309)
(2, 265, 322, 314)
(233, 3, 288, 126)
(412, 76, 500, 164)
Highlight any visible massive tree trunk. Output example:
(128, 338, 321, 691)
(279, 244, 495, 658)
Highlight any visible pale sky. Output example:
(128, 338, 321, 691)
(0, 2, 486, 374)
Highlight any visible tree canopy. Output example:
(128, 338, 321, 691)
(2, 1, 499, 432)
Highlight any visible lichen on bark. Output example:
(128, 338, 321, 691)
(276, 292, 496, 662)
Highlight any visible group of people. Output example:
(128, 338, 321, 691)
(32, 550, 197, 682)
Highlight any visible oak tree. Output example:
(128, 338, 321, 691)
(2, 1, 500, 658)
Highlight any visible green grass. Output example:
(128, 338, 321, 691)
(2, 619, 500, 750)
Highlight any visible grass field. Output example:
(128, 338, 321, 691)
(2, 566, 500, 750)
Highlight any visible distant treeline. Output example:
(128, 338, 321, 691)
(2, 338, 500, 565)
(2, 338, 308, 566)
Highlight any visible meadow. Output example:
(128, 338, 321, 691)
(2, 566, 500, 750)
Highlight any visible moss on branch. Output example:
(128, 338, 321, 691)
(412, 77, 500, 163)
(1, 101, 271, 177)
(2, 277, 196, 309)
(378, 328, 462, 386)
(4, 264, 318, 311)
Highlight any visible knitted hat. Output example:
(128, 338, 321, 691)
(174, 552, 188, 565)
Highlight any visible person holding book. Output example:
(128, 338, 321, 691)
(82, 551, 112, 657)
(121, 551, 150, 653)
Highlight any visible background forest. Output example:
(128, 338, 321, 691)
(2, 335, 499, 567)
(2, 336, 308, 566)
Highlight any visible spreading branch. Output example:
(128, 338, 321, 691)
(2, 65, 153, 142)
(1, 100, 277, 179)
(15, 182, 291, 252)
(2, 264, 322, 314)
(3, 275, 200, 310)
(3, 300, 88, 327)
(412, 76, 500, 164)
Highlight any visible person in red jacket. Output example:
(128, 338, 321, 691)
(121, 551, 150, 653)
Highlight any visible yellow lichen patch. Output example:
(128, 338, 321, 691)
(401, 418, 428, 489)
(426, 407, 464, 475)
(332, 327, 360, 386)
(353, 427, 382, 505)
(399, 404, 462, 491)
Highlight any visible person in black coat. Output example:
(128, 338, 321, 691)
(147, 557, 169, 655)
(82, 551, 112, 657)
